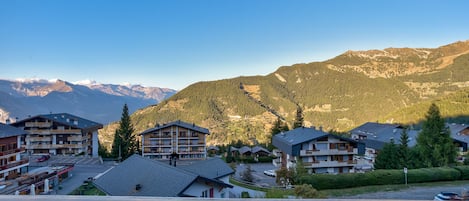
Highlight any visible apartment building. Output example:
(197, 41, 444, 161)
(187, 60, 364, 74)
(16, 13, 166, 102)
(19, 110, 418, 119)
(11, 113, 102, 157)
(272, 127, 364, 174)
(141, 120, 209, 160)
(0, 123, 29, 181)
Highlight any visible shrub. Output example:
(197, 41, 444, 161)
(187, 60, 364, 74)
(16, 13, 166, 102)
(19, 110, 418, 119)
(294, 184, 318, 198)
(452, 166, 469, 180)
(241, 191, 250, 198)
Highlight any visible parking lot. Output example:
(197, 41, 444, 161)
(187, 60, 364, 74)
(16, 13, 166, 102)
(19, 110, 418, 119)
(234, 163, 278, 187)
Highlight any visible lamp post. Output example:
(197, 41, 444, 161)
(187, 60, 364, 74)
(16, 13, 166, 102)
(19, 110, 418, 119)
(404, 167, 408, 186)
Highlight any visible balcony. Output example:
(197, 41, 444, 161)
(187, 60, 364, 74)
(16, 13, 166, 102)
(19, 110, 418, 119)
(67, 136, 84, 142)
(0, 148, 25, 157)
(27, 144, 85, 149)
(29, 129, 82, 135)
(300, 148, 357, 156)
(25, 122, 52, 128)
(303, 160, 356, 168)
(0, 159, 29, 172)
(27, 136, 52, 142)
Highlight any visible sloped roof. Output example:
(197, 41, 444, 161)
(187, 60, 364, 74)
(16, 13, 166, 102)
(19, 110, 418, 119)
(178, 158, 234, 179)
(351, 122, 418, 148)
(238, 146, 252, 154)
(251, 146, 271, 154)
(12, 113, 103, 130)
(273, 127, 328, 147)
(94, 155, 231, 197)
(0, 123, 27, 138)
(447, 123, 469, 144)
(140, 120, 209, 135)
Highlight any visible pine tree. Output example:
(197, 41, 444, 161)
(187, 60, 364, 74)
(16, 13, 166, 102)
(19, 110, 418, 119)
(293, 105, 304, 129)
(398, 128, 411, 168)
(111, 104, 137, 161)
(374, 139, 400, 169)
(416, 103, 457, 167)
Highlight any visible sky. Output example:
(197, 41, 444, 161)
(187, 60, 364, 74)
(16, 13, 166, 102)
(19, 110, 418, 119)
(1, 0, 469, 90)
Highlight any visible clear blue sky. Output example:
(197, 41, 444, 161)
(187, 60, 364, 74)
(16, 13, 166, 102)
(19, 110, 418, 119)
(1, 0, 469, 90)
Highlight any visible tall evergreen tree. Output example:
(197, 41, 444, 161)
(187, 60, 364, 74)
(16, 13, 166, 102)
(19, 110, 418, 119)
(398, 128, 411, 168)
(111, 104, 137, 161)
(293, 105, 304, 129)
(374, 139, 400, 169)
(416, 103, 457, 167)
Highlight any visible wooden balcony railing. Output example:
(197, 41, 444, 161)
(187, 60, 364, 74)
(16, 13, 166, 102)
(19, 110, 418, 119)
(0, 159, 29, 170)
(0, 148, 25, 156)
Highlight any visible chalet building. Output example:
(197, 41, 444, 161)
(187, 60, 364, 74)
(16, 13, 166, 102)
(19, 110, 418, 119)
(349, 122, 418, 163)
(272, 127, 364, 174)
(140, 120, 208, 160)
(0, 123, 29, 181)
(11, 113, 102, 157)
(351, 122, 467, 163)
(93, 154, 234, 198)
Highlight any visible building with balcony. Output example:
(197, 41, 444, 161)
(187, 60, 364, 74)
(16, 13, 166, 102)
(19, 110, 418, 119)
(0, 123, 29, 181)
(272, 127, 364, 174)
(140, 120, 209, 160)
(11, 113, 103, 157)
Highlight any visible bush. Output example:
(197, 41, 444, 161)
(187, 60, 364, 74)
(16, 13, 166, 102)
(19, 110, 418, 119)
(257, 156, 275, 163)
(294, 184, 318, 198)
(451, 166, 469, 180)
(299, 167, 461, 190)
(241, 191, 250, 198)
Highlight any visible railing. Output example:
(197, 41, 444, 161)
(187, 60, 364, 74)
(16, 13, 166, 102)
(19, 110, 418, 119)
(25, 122, 52, 127)
(67, 136, 84, 141)
(0, 148, 25, 156)
(303, 160, 356, 168)
(0, 159, 29, 170)
(26, 144, 85, 149)
(300, 148, 357, 156)
(26, 136, 52, 141)
(30, 129, 82, 135)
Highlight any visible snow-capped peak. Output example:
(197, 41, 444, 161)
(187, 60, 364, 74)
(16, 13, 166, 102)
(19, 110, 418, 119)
(72, 79, 99, 86)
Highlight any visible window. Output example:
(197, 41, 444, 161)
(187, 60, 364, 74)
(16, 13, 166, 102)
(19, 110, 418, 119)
(201, 190, 208, 198)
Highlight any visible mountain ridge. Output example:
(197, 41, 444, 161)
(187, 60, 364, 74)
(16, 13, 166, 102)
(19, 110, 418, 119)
(104, 39, 469, 147)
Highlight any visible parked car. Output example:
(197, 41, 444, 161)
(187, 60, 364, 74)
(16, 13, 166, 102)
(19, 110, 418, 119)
(434, 192, 462, 201)
(36, 155, 50, 162)
(263, 169, 276, 177)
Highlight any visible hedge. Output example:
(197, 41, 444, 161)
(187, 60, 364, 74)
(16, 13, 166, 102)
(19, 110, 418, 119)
(299, 166, 466, 190)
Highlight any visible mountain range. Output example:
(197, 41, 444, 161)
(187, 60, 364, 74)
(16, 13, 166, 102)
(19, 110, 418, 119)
(0, 79, 177, 124)
(98, 40, 469, 147)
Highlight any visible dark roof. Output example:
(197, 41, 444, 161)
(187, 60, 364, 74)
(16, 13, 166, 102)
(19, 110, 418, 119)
(178, 158, 234, 179)
(140, 120, 209, 135)
(447, 123, 469, 144)
(12, 113, 103, 130)
(351, 122, 418, 148)
(360, 139, 387, 150)
(94, 155, 231, 197)
(238, 146, 252, 154)
(207, 146, 219, 151)
(251, 146, 271, 154)
(0, 123, 27, 138)
(273, 127, 360, 156)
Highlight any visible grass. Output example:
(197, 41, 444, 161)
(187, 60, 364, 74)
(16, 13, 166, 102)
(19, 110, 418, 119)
(229, 177, 269, 192)
(69, 182, 106, 196)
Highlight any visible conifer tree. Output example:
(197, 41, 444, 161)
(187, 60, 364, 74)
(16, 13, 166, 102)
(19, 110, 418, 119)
(374, 139, 400, 169)
(293, 105, 304, 129)
(398, 128, 411, 168)
(416, 103, 457, 167)
(111, 104, 137, 161)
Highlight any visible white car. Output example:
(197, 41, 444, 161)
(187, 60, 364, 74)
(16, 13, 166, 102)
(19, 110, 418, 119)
(263, 169, 276, 177)
(434, 192, 462, 201)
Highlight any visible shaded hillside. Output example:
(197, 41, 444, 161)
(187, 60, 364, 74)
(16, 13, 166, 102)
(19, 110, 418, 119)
(100, 40, 469, 147)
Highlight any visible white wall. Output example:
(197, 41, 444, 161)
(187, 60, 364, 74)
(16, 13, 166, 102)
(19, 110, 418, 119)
(182, 180, 228, 198)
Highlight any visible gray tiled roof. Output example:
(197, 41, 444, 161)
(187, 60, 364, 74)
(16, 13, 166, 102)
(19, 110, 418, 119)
(350, 122, 418, 149)
(447, 123, 469, 144)
(238, 146, 252, 155)
(273, 127, 328, 147)
(94, 155, 232, 197)
(178, 158, 234, 179)
(251, 146, 271, 155)
(13, 113, 103, 130)
(0, 123, 27, 138)
(140, 120, 209, 135)
(94, 154, 199, 197)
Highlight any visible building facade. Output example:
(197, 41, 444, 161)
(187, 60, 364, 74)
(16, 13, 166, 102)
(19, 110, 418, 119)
(141, 120, 208, 160)
(11, 113, 102, 157)
(272, 127, 364, 174)
(0, 123, 29, 181)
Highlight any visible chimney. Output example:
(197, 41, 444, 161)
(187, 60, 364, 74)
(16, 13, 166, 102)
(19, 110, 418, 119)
(66, 118, 70, 123)
(135, 184, 141, 191)
(73, 119, 78, 125)
(319, 126, 323, 131)
(5, 119, 10, 124)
